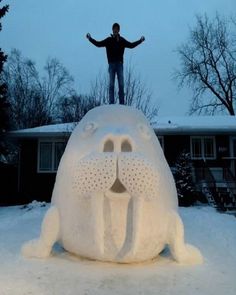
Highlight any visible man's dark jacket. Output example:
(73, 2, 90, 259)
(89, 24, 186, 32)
(88, 34, 142, 64)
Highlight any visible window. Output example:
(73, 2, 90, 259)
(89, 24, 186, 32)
(39, 142, 53, 172)
(38, 140, 67, 172)
(190, 136, 216, 159)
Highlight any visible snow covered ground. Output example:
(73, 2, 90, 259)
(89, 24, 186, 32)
(0, 202, 236, 295)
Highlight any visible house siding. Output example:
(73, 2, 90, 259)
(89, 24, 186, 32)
(15, 135, 236, 202)
(0, 162, 18, 205)
(160, 134, 231, 167)
(162, 135, 190, 166)
(18, 139, 56, 203)
(191, 135, 231, 169)
(2, 130, 236, 205)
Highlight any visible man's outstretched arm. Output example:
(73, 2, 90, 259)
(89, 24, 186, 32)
(124, 36, 145, 49)
(86, 33, 107, 47)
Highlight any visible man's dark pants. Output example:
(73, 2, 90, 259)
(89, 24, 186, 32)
(108, 62, 124, 104)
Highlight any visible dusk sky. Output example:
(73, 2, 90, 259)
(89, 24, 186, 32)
(1, 0, 235, 116)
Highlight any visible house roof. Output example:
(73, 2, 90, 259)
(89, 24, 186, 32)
(9, 115, 236, 138)
(153, 116, 236, 135)
(9, 122, 77, 138)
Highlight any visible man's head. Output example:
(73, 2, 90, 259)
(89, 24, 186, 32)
(112, 23, 120, 35)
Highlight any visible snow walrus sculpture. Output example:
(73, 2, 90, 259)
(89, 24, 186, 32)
(22, 105, 203, 264)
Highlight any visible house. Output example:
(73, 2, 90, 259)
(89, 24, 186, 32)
(7, 116, 236, 209)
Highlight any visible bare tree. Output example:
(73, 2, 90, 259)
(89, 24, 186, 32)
(89, 70, 110, 105)
(3, 49, 74, 129)
(175, 14, 236, 115)
(39, 57, 74, 119)
(3, 49, 41, 129)
(0, 0, 10, 161)
(57, 94, 101, 123)
(124, 64, 158, 123)
(89, 63, 159, 123)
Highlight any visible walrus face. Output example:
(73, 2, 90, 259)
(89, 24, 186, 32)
(71, 119, 160, 201)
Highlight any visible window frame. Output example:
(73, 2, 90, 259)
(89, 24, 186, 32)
(37, 138, 67, 173)
(190, 136, 216, 160)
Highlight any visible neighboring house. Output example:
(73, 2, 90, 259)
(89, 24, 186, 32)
(8, 116, 236, 209)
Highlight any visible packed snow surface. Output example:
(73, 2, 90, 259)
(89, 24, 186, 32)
(0, 203, 235, 295)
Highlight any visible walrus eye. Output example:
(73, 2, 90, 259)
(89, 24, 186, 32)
(137, 124, 151, 140)
(83, 122, 98, 136)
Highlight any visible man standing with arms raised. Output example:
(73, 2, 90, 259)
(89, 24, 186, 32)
(86, 23, 145, 105)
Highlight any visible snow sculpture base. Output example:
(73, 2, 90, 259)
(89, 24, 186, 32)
(22, 105, 203, 264)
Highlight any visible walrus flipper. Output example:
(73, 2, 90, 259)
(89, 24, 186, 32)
(168, 211, 203, 265)
(22, 206, 60, 258)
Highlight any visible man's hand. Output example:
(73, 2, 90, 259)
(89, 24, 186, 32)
(140, 36, 145, 42)
(86, 33, 91, 40)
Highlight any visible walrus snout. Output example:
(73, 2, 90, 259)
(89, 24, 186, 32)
(101, 132, 133, 194)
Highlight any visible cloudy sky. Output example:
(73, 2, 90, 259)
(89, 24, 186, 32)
(1, 0, 235, 116)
